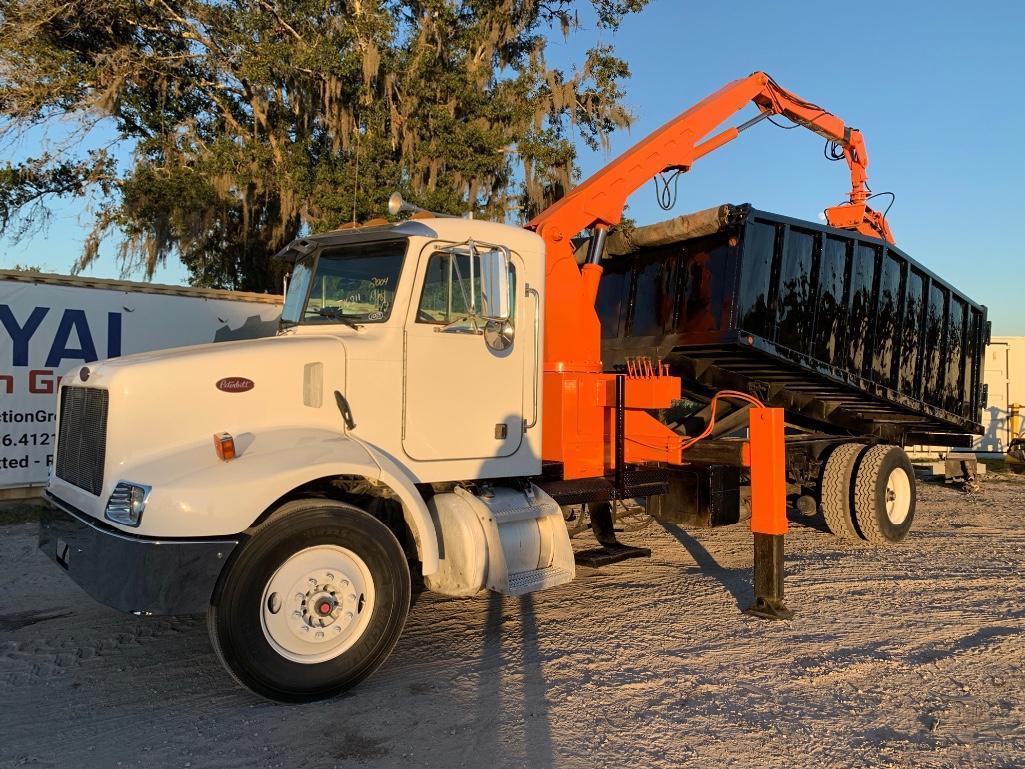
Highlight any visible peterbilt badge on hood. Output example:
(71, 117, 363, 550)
(216, 377, 255, 393)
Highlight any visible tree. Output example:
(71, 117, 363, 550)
(0, 0, 648, 291)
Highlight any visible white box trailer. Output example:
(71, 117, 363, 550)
(978, 336, 1025, 453)
(0, 270, 282, 495)
(907, 336, 1024, 463)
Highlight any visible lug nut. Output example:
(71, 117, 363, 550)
(308, 578, 317, 587)
(326, 573, 335, 581)
(295, 593, 304, 601)
(334, 626, 342, 634)
(315, 631, 324, 639)
(344, 612, 353, 621)
(347, 593, 356, 603)
(292, 611, 302, 619)
(302, 625, 310, 633)
(339, 579, 350, 588)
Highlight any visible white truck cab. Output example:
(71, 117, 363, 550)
(39, 217, 575, 701)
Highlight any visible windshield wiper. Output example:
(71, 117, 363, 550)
(316, 308, 362, 330)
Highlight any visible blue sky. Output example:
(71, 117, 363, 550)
(3, 0, 1023, 333)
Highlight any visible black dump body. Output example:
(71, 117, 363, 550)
(596, 205, 988, 445)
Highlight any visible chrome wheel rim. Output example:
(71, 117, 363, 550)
(260, 545, 375, 664)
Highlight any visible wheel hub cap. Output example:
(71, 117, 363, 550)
(315, 595, 335, 617)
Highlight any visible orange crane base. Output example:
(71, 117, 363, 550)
(542, 369, 683, 479)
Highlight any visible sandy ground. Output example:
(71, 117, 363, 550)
(2, 476, 1025, 769)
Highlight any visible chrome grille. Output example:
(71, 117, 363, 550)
(55, 386, 109, 496)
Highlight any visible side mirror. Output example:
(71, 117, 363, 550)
(479, 248, 511, 322)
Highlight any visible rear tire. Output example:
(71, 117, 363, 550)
(851, 445, 916, 545)
(819, 442, 865, 540)
(208, 500, 410, 702)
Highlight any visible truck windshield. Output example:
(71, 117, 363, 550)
(281, 238, 407, 327)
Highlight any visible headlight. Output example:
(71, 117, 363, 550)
(105, 481, 151, 527)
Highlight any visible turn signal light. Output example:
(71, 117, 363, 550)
(214, 432, 236, 461)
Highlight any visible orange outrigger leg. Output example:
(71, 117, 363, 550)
(746, 407, 793, 619)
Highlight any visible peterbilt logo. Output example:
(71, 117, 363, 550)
(216, 377, 255, 393)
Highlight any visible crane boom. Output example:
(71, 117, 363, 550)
(529, 71, 895, 481)
(529, 71, 893, 244)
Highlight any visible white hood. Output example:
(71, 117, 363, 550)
(51, 334, 349, 517)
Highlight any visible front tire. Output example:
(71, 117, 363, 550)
(208, 500, 411, 702)
(851, 445, 916, 545)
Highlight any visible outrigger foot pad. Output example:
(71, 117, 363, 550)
(744, 596, 795, 621)
(575, 502, 651, 567)
(575, 544, 651, 568)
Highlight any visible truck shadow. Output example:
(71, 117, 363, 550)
(659, 522, 751, 610)
(64, 593, 559, 768)
(785, 507, 832, 534)
(474, 591, 557, 769)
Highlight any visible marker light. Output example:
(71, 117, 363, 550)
(214, 432, 236, 461)
(105, 481, 151, 527)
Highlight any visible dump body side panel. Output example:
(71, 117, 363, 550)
(597, 207, 987, 441)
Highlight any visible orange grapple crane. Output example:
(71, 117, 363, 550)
(528, 71, 895, 618)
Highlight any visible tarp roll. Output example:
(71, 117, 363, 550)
(574, 204, 741, 262)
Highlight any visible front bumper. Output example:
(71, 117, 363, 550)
(38, 491, 239, 615)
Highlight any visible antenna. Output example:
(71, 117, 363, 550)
(351, 119, 362, 225)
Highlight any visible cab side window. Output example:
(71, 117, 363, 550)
(417, 250, 516, 327)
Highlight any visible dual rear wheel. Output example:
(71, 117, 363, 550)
(820, 443, 916, 544)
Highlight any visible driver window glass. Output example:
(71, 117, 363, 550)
(417, 250, 516, 326)
(304, 239, 406, 324)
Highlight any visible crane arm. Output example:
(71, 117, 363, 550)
(531, 72, 896, 483)
(527, 71, 894, 244)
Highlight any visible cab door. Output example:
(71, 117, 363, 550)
(402, 243, 524, 462)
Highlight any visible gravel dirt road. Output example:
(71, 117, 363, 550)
(2, 476, 1024, 769)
